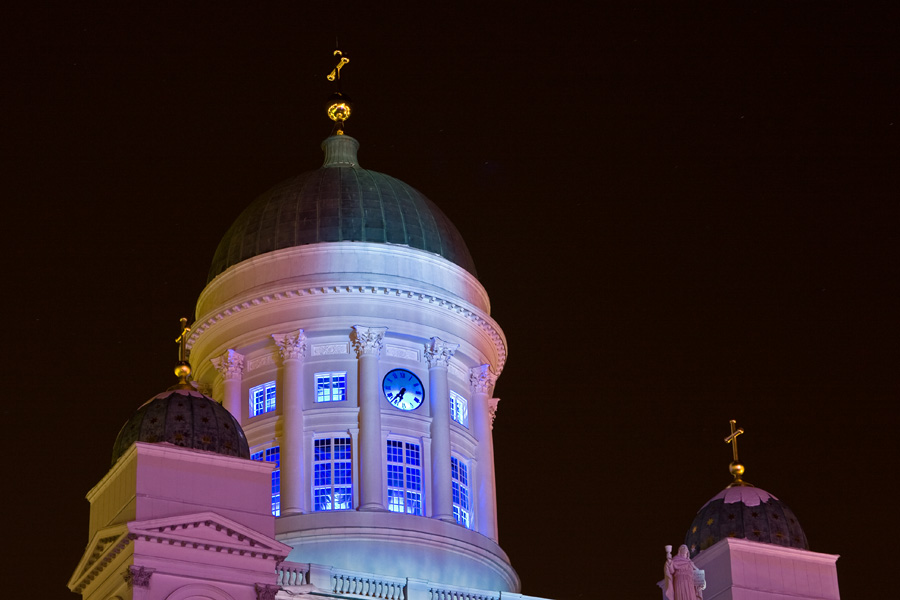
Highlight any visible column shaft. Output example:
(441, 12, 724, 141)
(273, 330, 307, 516)
(353, 326, 387, 512)
(427, 337, 458, 523)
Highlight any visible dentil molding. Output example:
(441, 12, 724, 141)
(186, 285, 507, 373)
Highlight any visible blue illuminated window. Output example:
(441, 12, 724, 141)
(250, 381, 276, 417)
(451, 456, 471, 528)
(251, 446, 280, 516)
(313, 437, 353, 511)
(386, 439, 423, 516)
(450, 391, 468, 428)
(315, 372, 347, 403)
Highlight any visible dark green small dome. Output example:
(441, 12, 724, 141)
(111, 389, 250, 465)
(685, 485, 808, 556)
(208, 135, 477, 282)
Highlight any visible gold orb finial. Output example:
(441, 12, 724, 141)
(724, 419, 752, 487)
(168, 318, 194, 390)
(327, 94, 352, 123)
(325, 48, 352, 134)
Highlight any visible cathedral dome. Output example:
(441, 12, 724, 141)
(111, 388, 250, 466)
(208, 135, 477, 282)
(684, 485, 809, 557)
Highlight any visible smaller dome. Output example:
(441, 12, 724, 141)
(685, 485, 809, 557)
(111, 389, 250, 466)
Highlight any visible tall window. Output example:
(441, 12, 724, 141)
(315, 372, 347, 403)
(450, 391, 468, 427)
(251, 446, 280, 516)
(386, 440, 423, 515)
(313, 437, 353, 511)
(250, 381, 276, 417)
(451, 456, 472, 528)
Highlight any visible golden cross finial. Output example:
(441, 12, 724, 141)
(170, 317, 193, 389)
(327, 50, 349, 82)
(724, 419, 744, 462)
(724, 419, 748, 486)
(175, 317, 190, 363)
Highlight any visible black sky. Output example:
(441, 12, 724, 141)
(2, 3, 898, 599)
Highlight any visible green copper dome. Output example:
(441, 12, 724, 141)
(208, 135, 477, 282)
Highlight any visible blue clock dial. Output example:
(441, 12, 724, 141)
(382, 369, 425, 411)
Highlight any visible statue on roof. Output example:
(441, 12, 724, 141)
(664, 544, 705, 600)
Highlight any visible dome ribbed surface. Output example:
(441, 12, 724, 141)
(208, 135, 477, 282)
(685, 485, 808, 557)
(111, 389, 250, 465)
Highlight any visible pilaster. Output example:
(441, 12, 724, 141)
(471, 364, 499, 540)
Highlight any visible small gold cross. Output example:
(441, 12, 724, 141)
(327, 50, 349, 82)
(175, 317, 191, 363)
(724, 419, 744, 463)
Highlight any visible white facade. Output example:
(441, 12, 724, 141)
(187, 203, 515, 590)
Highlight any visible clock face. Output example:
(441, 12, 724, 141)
(382, 369, 425, 411)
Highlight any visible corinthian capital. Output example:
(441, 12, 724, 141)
(425, 337, 458, 369)
(210, 349, 244, 380)
(469, 364, 498, 395)
(351, 325, 387, 358)
(488, 398, 500, 429)
(272, 329, 307, 361)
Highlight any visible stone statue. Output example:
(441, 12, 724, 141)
(664, 544, 705, 600)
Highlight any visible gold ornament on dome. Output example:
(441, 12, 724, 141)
(724, 419, 750, 487)
(327, 101, 352, 122)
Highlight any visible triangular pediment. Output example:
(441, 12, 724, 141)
(68, 523, 132, 593)
(128, 511, 292, 559)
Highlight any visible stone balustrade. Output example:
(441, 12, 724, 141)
(274, 562, 543, 600)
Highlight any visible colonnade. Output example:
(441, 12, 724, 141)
(210, 327, 500, 540)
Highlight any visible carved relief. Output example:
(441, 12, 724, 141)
(272, 329, 307, 361)
(312, 342, 349, 356)
(488, 398, 500, 429)
(125, 565, 154, 589)
(425, 337, 458, 369)
(210, 349, 244, 380)
(385, 345, 418, 361)
(351, 326, 387, 358)
(248, 354, 276, 372)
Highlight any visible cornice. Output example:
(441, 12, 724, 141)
(68, 525, 132, 594)
(128, 512, 291, 561)
(188, 285, 507, 372)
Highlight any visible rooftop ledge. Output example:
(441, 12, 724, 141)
(275, 510, 520, 593)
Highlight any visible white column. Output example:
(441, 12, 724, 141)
(426, 337, 458, 523)
(470, 364, 499, 540)
(352, 325, 387, 512)
(210, 349, 244, 419)
(272, 329, 307, 516)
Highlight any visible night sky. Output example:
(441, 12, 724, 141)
(4, 3, 897, 599)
